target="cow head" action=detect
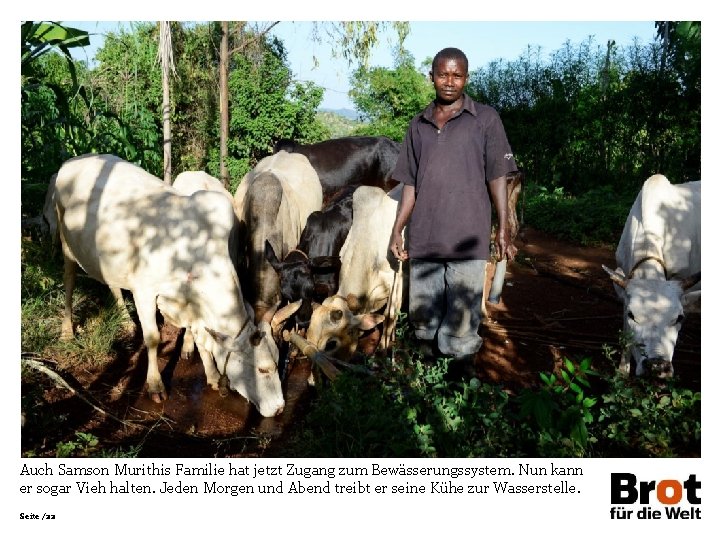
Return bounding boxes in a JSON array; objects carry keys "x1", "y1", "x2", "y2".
[
  {"x1": 309, "y1": 255, "x2": 342, "y2": 298},
  {"x1": 203, "y1": 301, "x2": 300, "y2": 417},
  {"x1": 603, "y1": 265, "x2": 701, "y2": 378},
  {"x1": 305, "y1": 295, "x2": 384, "y2": 360},
  {"x1": 265, "y1": 240, "x2": 315, "y2": 328}
]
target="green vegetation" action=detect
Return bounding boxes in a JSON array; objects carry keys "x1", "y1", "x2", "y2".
[
  {"x1": 349, "y1": 50, "x2": 434, "y2": 140},
  {"x1": 282, "y1": 320, "x2": 700, "y2": 458},
  {"x1": 317, "y1": 111, "x2": 362, "y2": 138},
  {"x1": 20, "y1": 21, "x2": 701, "y2": 458},
  {"x1": 521, "y1": 182, "x2": 634, "y2": 245}
]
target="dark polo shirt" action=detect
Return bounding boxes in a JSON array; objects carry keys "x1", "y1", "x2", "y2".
[{"x1": 393, "y1": 94, "x2": 517, "y2": 259}]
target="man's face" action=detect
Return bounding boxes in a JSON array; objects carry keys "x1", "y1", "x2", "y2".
[{"x1": 430, "y1": 57, "x2": 468, "y2": 104}]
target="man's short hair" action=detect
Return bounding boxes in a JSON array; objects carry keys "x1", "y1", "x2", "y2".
[{"x1": 432, "y1": 47, "x2": 469, "y2": 73}]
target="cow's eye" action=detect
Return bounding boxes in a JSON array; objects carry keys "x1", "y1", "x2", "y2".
[
  {"x1": 674, "y1": 314, "x2": 685, "y2": 325},
  {"x1": 324, "y1": 340, "x2": 338, "y2": 352},
  {"x1": 627, "y1": 310, "x2": 635, "y2": 321}
]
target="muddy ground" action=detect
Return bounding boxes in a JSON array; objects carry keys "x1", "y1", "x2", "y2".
[{"x1": 21, "y1": 227, "x2": 701, "y2": 457}]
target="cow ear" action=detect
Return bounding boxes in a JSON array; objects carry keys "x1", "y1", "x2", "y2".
[
  {"x1": 205, "y1": 327, "x2": 240, "y2": 351},
  {"x1": 354, "y1": 313, "x2": 384, "y2": 331},
  {"x1": 264, "y1": 240, "x2": 282, "y2": 272},
  {"x1": 602, "y1": 264, "x2": 627, "y2": 289}
]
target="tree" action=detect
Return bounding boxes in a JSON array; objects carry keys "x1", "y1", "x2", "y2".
[
  {"x1": 158, "y1": 21, "x2": 175, "y2": 183},
  {"x1": 349, "y1": 50, "x2": 433, "y2": 140}
]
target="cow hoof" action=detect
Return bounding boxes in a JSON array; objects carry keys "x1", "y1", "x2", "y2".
[
  {"x1": 149, "y1": 391, "x2": 167, "y2": 403},
  {"x1": 147, "y1": 382, "x2": 168, "y2": 402}
]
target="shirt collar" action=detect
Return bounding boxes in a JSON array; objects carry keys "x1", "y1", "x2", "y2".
[{"x1": 421, "y1": 94, "x2": 477, "y2": 124}]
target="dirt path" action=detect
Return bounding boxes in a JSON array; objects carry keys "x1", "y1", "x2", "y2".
[
  {"x1": 478, "y1": 228, "x2": 699, "y2": 390},
  {"x1": 22, "y1": 227, "x2": 701, "y2": 457}
]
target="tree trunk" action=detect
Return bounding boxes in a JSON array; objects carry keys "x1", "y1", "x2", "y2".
[
  {"x1": 220, "y1": 22, "x2": 229, "y2": 189},
  {"x1": 159, "y1": 21, "x2": 174, "y2": 185}
]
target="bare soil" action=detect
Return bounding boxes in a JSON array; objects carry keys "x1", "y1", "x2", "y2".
[{"x1": 21, "y1": 227, "x2": 700, "y2": 457}]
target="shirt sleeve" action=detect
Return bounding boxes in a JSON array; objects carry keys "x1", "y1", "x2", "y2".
[
  {"x1": 392, "y1": 121, "x2": 419, "y2": 187},
  {"x1": 484, "y1": 109, "x2": 517, "y2": 182}
]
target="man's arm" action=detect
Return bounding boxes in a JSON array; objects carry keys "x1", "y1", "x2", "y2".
[
  {"x1": 389, "y1": 184, "x2": 416, "y2": 261},
  {"x1": 488, "y1": 175, "x2": 511, "y2": 261}
]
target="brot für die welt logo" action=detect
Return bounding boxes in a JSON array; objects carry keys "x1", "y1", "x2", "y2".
[{"x1": 610, "y1": 473, "x2": 701, "y2": 520}]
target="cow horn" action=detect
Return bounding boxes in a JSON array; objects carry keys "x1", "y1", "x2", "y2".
[
  {"x1": 270, "y1": 299, "x2": 303, "y2": 334},
  {"x1": 681, "y1": 271, "x2": 701, "y2": 290},
  {"x1": 261, "y1": 300, "x2": 282, "y2": 324},
  {"x1": 602, "y1": 264, "x2": 627, "y2": 289}
]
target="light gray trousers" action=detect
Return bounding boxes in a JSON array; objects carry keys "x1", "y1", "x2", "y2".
[{"x1": 409, "y1": 258, "x2": 486, "y2": 357}]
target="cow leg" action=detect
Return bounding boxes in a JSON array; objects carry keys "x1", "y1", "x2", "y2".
[
  {"x1": 180, "y1": 328, "x2": 196, "y2": 359},
  {"x1": 381, "y1": 267, "x2": 404, "y2": 350},
  {"x1": 134, "y1": 293, "x2": 166, "y2": 402},
  {"x1": 196, "y1": 345, "x2": 221, "y2": 391},
  {"x1": 110, "y1": 287, "x2": 135, "y2": 332},
  {"x1": 61, "y1": 256, "x2": 77, "y2": 340}
]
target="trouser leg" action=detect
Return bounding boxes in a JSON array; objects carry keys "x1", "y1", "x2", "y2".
[
  {"x1": 436, "y1": 259, "x2": 486, "y2": 357},
  {"x1": 409, "y1": 259, "x2": 445, "y2": 342}
]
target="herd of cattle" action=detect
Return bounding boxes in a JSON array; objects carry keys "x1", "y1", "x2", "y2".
[{"x1": 40, "y1": 135, "x2": 701, "y2": 417}]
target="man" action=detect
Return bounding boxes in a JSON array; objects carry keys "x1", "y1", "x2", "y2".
[{"x1": 389, "y1": 47, "x2": 517, "y2": 375}]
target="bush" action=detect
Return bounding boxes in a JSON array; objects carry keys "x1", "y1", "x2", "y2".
[{"x1": 522, "y1": 182, "x2": 633, "y2": 246}]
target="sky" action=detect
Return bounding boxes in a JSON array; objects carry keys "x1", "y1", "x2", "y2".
[{"x1": 64, "y1": 20, "x2": 658, "y2": 111}]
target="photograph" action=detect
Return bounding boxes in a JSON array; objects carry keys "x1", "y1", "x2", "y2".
[{"x1": 10, "y1": 5, "x2": 711, "y2": 537}]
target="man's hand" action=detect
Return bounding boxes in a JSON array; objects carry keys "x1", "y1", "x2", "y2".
[
  {"x1": 390, "y1": 230, "x2": 408, "y2": 261},
  {"x1": 494, "y1": 226, "x2": 510, "y2": 261}
]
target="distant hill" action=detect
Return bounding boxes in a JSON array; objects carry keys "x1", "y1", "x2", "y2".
[
  {"x1": 316, "y1": 110, "x2": 364, "y2": 138},
  {"x1": 320, "y1": 107, "x2": 360, "y2": 121}
]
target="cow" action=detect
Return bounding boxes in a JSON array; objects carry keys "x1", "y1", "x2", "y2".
[
  {"x1": 483, "y1": 169, "x2": 525, "y2": 316},
  {"x1": 173, "y1": 170, "x2": 231, "y2": 200},
  {"x1": 602, "y1": 174, "x2": 700, "y2": 378},
  {"x1": 305, "y1": 185, "x2": 404, "y2": 360},
  {"x1": 264, "y1": 185, "x2": 359, "y2": 328},
  {"x1": 273, "y1": 136, "x2": 400, "y2": 204},
  {"x1": 234, "y1": 150, "x2": 323, "y2": 323},
  {"x1": 171, "y1": 170, "x2": 240, "y2": 359},
  {"x1": 51, "y1": 153, "x2": 296, "y2": 417}
]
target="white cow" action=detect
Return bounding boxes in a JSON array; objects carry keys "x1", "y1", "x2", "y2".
[
  {"x1": 171, "y1": 170, "x2": 240, "y2": 359},
  {"x1": 52, "y1": 154, "x2": 294, "y2": 416},
  {"x1": 234, "y1": 151, "x2": 322, "y2": 322},
  {"x1": 173, "y1": 170, "x2": 231, "y2": 200},
  {"x1": 603, "y1": 174, "x2": 700, "y2": 378},
  {"x1": 305, "y1": 185, "x2": 404, "y2": 360}
]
